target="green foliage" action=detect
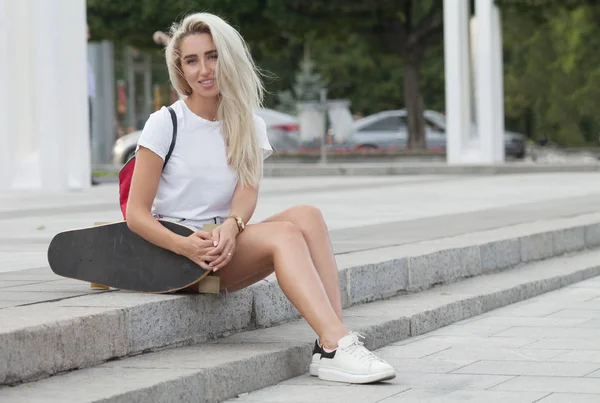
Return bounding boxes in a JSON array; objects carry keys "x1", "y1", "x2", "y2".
[
  {"x1": 502, "y1": 3, "x2": 600, "y2": 145},
  {"x1": 87, "y1": 0, "x2": 275, "y2": 49}
]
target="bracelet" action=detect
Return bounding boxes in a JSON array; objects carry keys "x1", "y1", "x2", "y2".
[{"x1": 226, "y1": 215, "x2": 245, "y2": 233}]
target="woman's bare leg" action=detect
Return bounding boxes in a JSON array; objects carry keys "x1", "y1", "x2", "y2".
[
  {"x1": 263, "y1": 205, "x2": 342, "y2": 320},
  {"x1": 220, "y1": 267, "x2": 272, "y2": 293},
  {"x1": 217, "y1": 221, "x2": 348, "y2": 349}
]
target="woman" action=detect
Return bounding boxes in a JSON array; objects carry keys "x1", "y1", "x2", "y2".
[{"x1": 127, "y1": 12, "x2": 396, "y2": 384}]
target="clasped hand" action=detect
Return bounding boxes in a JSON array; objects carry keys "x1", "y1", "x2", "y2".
[{"x1": 183, "y1": 220, "x2": 238, "y2": 271}]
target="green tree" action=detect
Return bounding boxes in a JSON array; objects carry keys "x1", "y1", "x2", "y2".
[
  {"x1": 275, "y1": 0, "x2": 444, "y2": 150},
  {"x1": 501, "y1": 2, "x2": 600, "y2": 145}
]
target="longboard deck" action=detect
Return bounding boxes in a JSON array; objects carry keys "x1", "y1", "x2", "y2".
[{"x1": 47, "y1": 220, "x2": 210, "y2": 293}]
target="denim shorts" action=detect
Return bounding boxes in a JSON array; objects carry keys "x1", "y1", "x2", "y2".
[{"x1": 153, "y1": 214, "x2": 226, "y2": 231}]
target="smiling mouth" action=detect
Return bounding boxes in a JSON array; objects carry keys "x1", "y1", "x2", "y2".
[{"x1": 199, "y1": 79, "x2": 214, "y2": 84}]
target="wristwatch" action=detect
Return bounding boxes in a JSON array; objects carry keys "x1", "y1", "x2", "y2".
[{"x1": 227, "y1": 215, "x2": 245, "y2": 233}]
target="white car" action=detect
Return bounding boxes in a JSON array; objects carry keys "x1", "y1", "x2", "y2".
[
  {"x1": 112, "y1": 108, "x2": 299, "y2": 165},
  {"x1": 350, "y1": 109, "x2": 526, "y2": 158}
]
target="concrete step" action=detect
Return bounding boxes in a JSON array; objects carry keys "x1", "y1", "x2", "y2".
[
  {"x1": 1, "y1": 248, "x2": 599, "y2": 402},
  {"x1": 1, "y1": 214, "x2": 600, "y2": 386}
]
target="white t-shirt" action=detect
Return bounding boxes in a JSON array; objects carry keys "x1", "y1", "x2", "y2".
[{"x1": 137, "y1": 100, "x2": 272, "y2": 221}]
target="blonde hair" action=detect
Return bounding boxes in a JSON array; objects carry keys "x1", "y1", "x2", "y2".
[{"x1": 165, "y1": 13, "x2": 264, "y2": 187}]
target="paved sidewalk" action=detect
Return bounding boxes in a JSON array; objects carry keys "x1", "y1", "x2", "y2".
[{"x1": 228, "y1": 277, "x2": 600, "y2": 403}]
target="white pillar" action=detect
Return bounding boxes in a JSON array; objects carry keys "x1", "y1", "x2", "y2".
[
  {"x1": 475, "y1": 0, "x2": 505, "y2": 163},
  {"x1": 0, "y1": 0, "x2": 11, "y2": 189},
  {"x1": 491, "y1": 5, "x2": 505, "y2": 162},
  {"x1": 0, "y1": 0, "x2": 89, "y2": 191},
  {"x1": 443, "y1": 0, "x2": 476, "y2": 164}
]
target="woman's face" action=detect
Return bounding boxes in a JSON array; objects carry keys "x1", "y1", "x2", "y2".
[{"x1": 180, "y1": 33, "x2": 219, "y2": 98}]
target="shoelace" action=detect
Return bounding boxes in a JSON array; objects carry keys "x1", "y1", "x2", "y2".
[{"x1": 344, "y1": 332, "x2": 384, "y2": 363}]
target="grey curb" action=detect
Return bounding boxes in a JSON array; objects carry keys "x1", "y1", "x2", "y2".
[
  {"x1": 263, "y1": 163, "x2": 600, "y2": 177},
  {"x1": 2, "y1": 220, "x2": 600, "y2": 386}
]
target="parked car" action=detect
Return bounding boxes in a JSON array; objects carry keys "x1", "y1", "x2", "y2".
[
  {"x1": 111, "y1": 108, "x2": 300, "y2": 165},
  {"x1": 350, "y1": 109, "x2": 526, "y2": 158}
]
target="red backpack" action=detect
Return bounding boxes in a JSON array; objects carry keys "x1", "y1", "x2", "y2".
[{"x1": 118, "y1": 106, "x2": 178, "y2": 219}]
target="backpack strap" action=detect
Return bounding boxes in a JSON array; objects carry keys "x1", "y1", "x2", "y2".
[{"x1": 163, "y1": 106, "x2": 178, "y2": 169}]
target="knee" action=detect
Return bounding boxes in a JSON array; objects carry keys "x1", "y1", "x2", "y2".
[
  {"x1": 274, "y1": 221, "x2": 304, "y2": 242},
  {"x1": 265, "y1": 221, "x2": 305, "y2": 252},
  {"x1": 289, "y1": 205, "x2": 326, "y2": 228}
]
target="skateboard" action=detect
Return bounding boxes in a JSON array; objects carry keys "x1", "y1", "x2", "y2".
[{"x1": 47, "y1": 220, "x2": 219, "y2": 294}]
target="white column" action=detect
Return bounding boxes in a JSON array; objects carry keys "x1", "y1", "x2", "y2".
[
  {"x1": 491, "y1": 5, "x2": 505, "y2": 162},
  {"x1": 443, "y1": 0, "x2": 476, "y2": 164},
  {"x1": 0, "y1": 0, "x2": 89, "y2": 191},
  {"x1": 475, "y1": 0, "x2": 505, "y2": 163},
  {"x1": 0, "y1": 0, "x2": 11, "y2": 189}
]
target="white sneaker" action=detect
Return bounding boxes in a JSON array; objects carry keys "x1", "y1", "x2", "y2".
[
  {"x1": 318, "y1": 333, "x2": 396, "y2": 384},
  {"x1": 309, "y1": 340, "x2": 323, "y2": 377}
]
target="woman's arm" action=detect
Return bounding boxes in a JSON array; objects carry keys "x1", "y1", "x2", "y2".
[
  {"x1": 207, "y1": 182, "x2": 259, "y2": 270},
  {"x1": 126, "y1": 147, "x2": 213, "y2": 268},
  {"x1": 229, "y1": 182, "x2": 259, "y2": 227}
]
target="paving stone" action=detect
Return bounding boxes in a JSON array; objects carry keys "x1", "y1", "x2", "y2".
[
  {"x1": 493, "y1": 326, "x2": 600, "y2": 339},
  {"x1": 485, "y1": 302, "x2": 572, "y2": 318},
  {"x1": 462, "y1": 316, "x2": 589, "y2": 328},
  {"x1": 547, "y1": 309, "x2": 600, "y2": 319},
  {"x1": 492, "y1": 375, "x2": 600, "y2": 394},
  {"x1": 537, "y1": 393, "x2": 600, "y2": 403},
  {"x1": 452, "y1": 360, "x2": 600, "y2": 377},
  {"x1": 0, "y1": 268, "x2": 59, "y2": 280},
  {"x1": 379, "y1": 389, "x2": 548, "y2": 403},
  {"x1": 585, "y1": 369, "x2": 600, "y2": 377},
  {"x1": 527, "y1": 338, "x2": 600, "y2": 351},
  {"x1": 428, "y1": 347, "x2": 567, "y2": 362},
  {"x1": 3, "y1": 282, "x2": 95, "y2": 292},
  {"x1": 425, "y1": 323, "x2": 513, "y2": 337},
  {"x1": 574, "y1": 319, "x2": 600, "y2": 328},
  {"x1": 383, "y1": 357, "x2": 476, "y2": 374},
  {"x1": 233, "y1": 383, "x2": 410, "y2": 403},
  {"x1": 385, "y1": 373, "x2": 513, "y2": 390},
  {"x1": 0, "y1": 280, "x2": 52, "y2": 288},
  {"x1": 392, "y1": 335, "x2": 538, "y2": 349},
  {"x1": 0, "y1": 291, "x2": 87, "y2": 301},
  {"x1": 552, "y1": 351, "x2": 600, "y2": 363},
  {"x1": 378, "y1": 339, "x2": 453, "y2": 359},
  {"x1": 530, "y1": 286, "x2": 600, "y2": 302}
]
